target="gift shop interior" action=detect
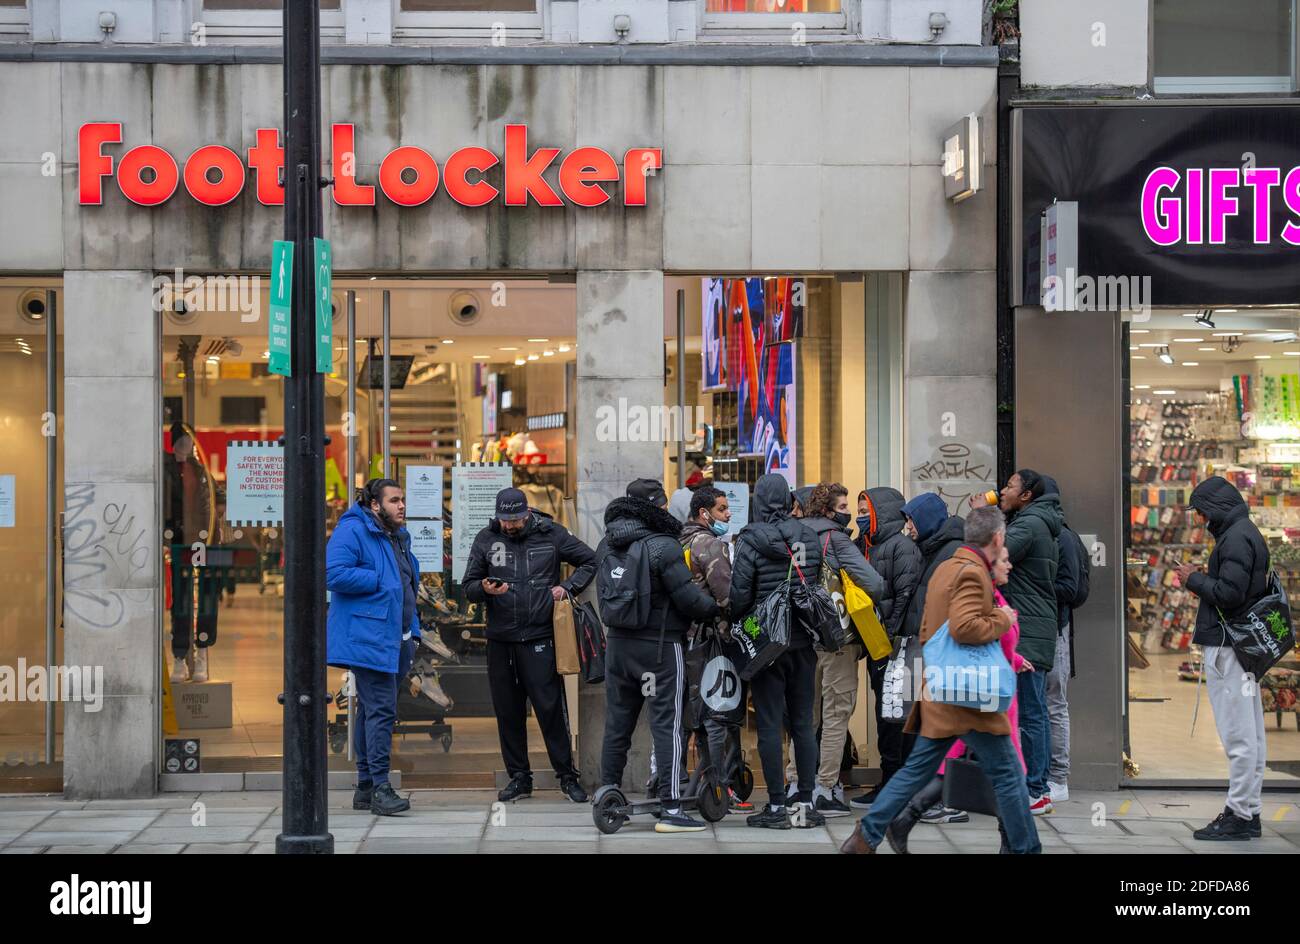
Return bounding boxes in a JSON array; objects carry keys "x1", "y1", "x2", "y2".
[{"x1": 1126, "y1": 306, "x2": 1300, "y2": 783}]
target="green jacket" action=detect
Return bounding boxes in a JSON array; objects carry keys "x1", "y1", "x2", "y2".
[{"x1": 1004, "y1": 492, "x2": 1064, "y2": 670}]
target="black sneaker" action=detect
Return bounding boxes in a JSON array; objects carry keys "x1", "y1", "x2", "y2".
[
  {"x1": 560, "y1": 777, "x2": 588, "y2": 804},
  {"x1": 655, "y1": 810, "x2": 707, "y2": 833},
  {"x1": 815, "y1": 795, "x2": 853, "y2": 818},
  {"x1": 498, "y1": 774, "x2": 533, "y2": 803},
  {"x1": 1193, "y1": 807, "x2": 1253, "y2": 841},
  {"x1": 1250, "y1": 813, "x2": 1262, "y2": 838},
  {"x1": 851, "y1": 785, "x2": 883, "y2": 809},
  {"x1": 793, "y1": 802, "x2": 827, "y2": 828},
  {"x1": 746, "y1": 806, "x2": 793, "y2": 830},
  {"x1": 369, "y1": 783, "x2": 410, "y2": 816},
  {"x1": 352, "y1": 782, "x2": 373, "y2": 811}
]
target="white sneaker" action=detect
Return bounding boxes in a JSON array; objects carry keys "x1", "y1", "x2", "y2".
[
  {"x1": 191, "y1": 647, "x2": 209, "y2": 683},
  {"x1": 170, "y1": 656, "x2": 190, "y2": 683},
  {"x1": 1048, "y1": 781, "x2": 1069, "y2": 803}
]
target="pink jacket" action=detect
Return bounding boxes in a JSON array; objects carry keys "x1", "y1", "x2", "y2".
[{"x1": 941, "y1": 587, "x2": 1027, "y2": 773}]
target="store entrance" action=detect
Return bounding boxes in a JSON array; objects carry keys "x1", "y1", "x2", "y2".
[
  {"x1": 1125, "y1": 308, "x2": 1300, "y2": 784},
  {"x1": 160, "y1": 277, "x2": 578, "y2": 787}
]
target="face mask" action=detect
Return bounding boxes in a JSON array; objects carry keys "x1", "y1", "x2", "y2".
[
  {"x1": 855, "y1": 515, "x2": 872, "y2": 533},
  {"x1": 707, "y1": 515, "x2": 728, "y2": 537},
  {"x1": 831, "y1": 511, "x2": 851, "y2": 529}
]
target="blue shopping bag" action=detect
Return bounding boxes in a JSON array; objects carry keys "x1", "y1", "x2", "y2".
[{"x1": 921, "y1": 621, "x2": 1015, "y2": 714}]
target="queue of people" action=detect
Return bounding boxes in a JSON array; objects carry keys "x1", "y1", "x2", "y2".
[{"x1": 323, "y1": 465, "x2": 1276, "y2": 848}]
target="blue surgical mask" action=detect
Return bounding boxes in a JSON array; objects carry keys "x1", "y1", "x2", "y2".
[
  {"x1": 710, "y1": 519, "x2": 729, "y2": 537},
  {"x1": 856, "y1": 515, "x2": 872, "y2": 532}
]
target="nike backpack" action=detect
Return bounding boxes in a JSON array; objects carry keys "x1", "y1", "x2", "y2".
[{"x1": 596, "y1": 538, "x2": 653, "y2": 630}]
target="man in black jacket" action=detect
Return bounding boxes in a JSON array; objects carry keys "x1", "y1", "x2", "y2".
[
  {"x1": 853, "y1": 487, "x2": 923, "y2": 803},
  {"x1": 463, "y1": 488, "x2": 597, "y2": 803},
  {"x1": 729, "y1": 473, "x2": 826, "y2": 830},
  {"x1": 1040, "y1": 474, "x2": 1087, "y2": 804},
  {"x1": 597, "y1": 480, "x2": 720, "y2": 833},
  {"x1": 1177, "y1": 476, "x2": 1270, "y2": 841}
]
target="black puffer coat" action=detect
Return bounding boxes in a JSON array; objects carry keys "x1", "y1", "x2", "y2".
[
  {"x1": 859, "y1": 487, "x2": 923, "y2": 638},
  {"x1": 899, "y1": 514, "x2": 966, "y2": 639},
  {"x1": 1004, "y1": 488, "x2": 1064, "y2": 671},
  {"x1": 463, "y1": 510, "x2": 597, "y2": 643},
  {"x1": 729, "y1": 474, "x2": 824, "y2": 649},
  {"x1": 1187, "y1": 476, "x2": 1270, "y2": 647},
  {"x1": 596, "y1": 497, "x2": 719, "y2": 645}
]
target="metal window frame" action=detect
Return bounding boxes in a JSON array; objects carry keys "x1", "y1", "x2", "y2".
[
  {"x1": 0, "y1": 0, "x2": 29, "y2": 37},
  {"x1": 700, "y1": 0, "x2": 856, "y2": 38},
  {"x1": 392, "y1": 0, "x2": 543, "y2": 40},
  {"x1": 1151, "y1": 0, "x2": 1299, "y2": 95},
  {"x1": 198, "y1": 2, "x2": 346, "y2": 39}
]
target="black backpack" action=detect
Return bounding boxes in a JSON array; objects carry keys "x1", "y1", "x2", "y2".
[
  {"x1": 596, "y1": 537, "x2": 653, "y2": 630},
  {"x1": 1058, "y1": 527, "x2": 1091, "y2": 610}
]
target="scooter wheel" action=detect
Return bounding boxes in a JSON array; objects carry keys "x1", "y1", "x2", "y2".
[
  {"x1": 736, "y1": 764, "x2": 755, "y2": 801},
  {"x1": 592, "y1": 786, "x2": 628, "y2": 835},
  {"x1": 697, "y1": 777, "x2": 727, "y2": 823}
]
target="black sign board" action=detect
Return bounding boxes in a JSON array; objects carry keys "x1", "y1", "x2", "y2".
[{"x1": 1020, "y1": 104, "x2": 1300, "y2": 307}]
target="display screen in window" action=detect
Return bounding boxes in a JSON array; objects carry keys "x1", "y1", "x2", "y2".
[
  {"x1": 1154, "y1": 0, "x2": 1292, "y2": 79},
  {"x1": 205, "y1": 1, "x2": 342, "y2": 9},
  {"x1": 401, "y1": 1, "x2": 536, "y2": 10},
  {"x1": 707, "y1": 1, "x2": 841, "y2": 11}
]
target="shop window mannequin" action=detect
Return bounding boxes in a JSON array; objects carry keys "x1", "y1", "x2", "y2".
[{"x1": 164, "y1": 422, "x2": 220, "y2": 683}]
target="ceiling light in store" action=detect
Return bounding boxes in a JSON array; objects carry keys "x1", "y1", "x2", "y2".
[
  {"x1": 527, "y1": 338, "x2": 549, "y2": 343},
  {"x1": 514, "y1": 358, "x2": 526, "y2": 366},
  {"x1": 441, "y1": 339, "x2": 454, "y2": 344},
  {"x1": 472, "y1": 354, "x2": 490, "y2": 360},
  {"x1": 1218, "y1": 309, "x2": 1238, "y2": 313},
  {"x1": 389, "y1": 425, "x2": 397, "y2": 432},
  {"x1": 542, "y1": 350, "x2": 555, "y2": 357},
  {"x1": 1172, "y1": 337, "x2": 1203, "y2": 342},
  {"x1": 1193, "y1": 310, "x2": 1217, "y2": 329},
  {"x1": 262, "y1": 350, "x2": 270, "y2": 359},
  {"x1": 1284, "y1": 351, "x2": 1300, "y2": 356},
  {"x1": 1246, "y1": 332, "x2": 1291, "y2": 340},
  {"x1": 499, "y1": 346, "x2": 518, "y2": 351},
  {"x1": 207, "y1": 355, "x2": 220, "y2": 363},
  {"x1": 1130, "y1": 329, "x2": 1150, "y2": 335},
  {"x1": 1254, "y1": 355, "x2": 1271, "y2": 359},
  {"x1": 1211, "y1": 332, "x2": 1241, "y2": 337},
  {"x1": 1134, "y1": 385, "x2": 1151, "y2": 389},
  {"x1": 1198, "y1": 347, "x2": 1214, "y2": 351},
  {"x1": 1157, "y1": 346, "x2": 1175, "y2": 365},
  {"x1": 1129, "y1": 346, "x2": 1140, "y2": 351},
  {"x1": 1138, "y1": 343, "x2": 1164, "y2": 348},
  {"x1": 1153, "y1": 389, "x2": 1177, "y2": 395},
  {"x1": 557, "y1": 343, "x2": 571, "y2": 353},
  {"x1": 527, "y1": 353, "x2": 539, "y2": 361},
  {"x1": 1132, "y1": 355, "x2": 1147, "y2": 360},
  {"x1": 1183, "y1": 362, "x2": 1200, "y2": 366}
]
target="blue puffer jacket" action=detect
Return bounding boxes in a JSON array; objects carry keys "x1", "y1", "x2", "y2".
[{"x1": 326, "y1": 502, "x2": 421, "y2": 674}]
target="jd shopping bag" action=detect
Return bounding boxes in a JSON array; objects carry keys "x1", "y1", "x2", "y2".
[
  {"x1": 921, "y1": 620, "x2": 1015, "y2": 714},
  {"x1": 735, "y1": 581, "x2": 793, "y2": 681},
  {"x1": 1218, "y1": 571, "x2": 1296, "y2": 679},
  {"x1": 572, "y1": 598, "x2": 606, "y2": 684},
  {"x1": 687, "y1": 632, "x2": 747, "y2": 726},
  {"x1": 552, "y1": 594, "x2": 581, "y2": 676}
]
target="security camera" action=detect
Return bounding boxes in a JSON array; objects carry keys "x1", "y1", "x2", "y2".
[
  {"x1": 613, "y1": 14, "x2": 631, "y2": 41},
  {"x1": 447, "y1": 291, "x2": 481, "y2": 327},
  {"x1": 18, "y1": 289, "x2": 47, "y2": 324},
  {"x1": 929, "y1": 12, "x2": 949, "y2": 39},
  {"x1": 99, "y1": 12, "x2": 117, "y2": 35}
]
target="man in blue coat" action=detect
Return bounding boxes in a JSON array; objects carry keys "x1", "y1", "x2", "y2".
[{"x1": 327, "y1": 478, "x2": 422, "y2": 816}]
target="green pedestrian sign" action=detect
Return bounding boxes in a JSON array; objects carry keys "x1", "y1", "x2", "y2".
[
  {"x1": 268, "y1": 240, "x2": 293, "y2": 377},
  {"x1": 314, "y1": 238, "x2": 333, "y2": 374}
]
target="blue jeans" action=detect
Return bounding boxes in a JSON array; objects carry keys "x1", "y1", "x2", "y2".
[
  {"x1": 353, "y1": 640, "x2": 414, "y2": 787},
  {"x1": 857, "y1": 731, "x2": 1040, "y2": 854},
  {"x1": 1017, "y1": 669, "x2": 1050, "y2": 798}
]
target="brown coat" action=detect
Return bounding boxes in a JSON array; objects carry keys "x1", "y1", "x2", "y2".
[{"x1": 904, "y1": 546, "x2": 1013, "y2": 740}]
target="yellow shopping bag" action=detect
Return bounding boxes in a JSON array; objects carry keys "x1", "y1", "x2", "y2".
[{"x1": 841, "y1": 569, "x2": 891, "y2": 659}]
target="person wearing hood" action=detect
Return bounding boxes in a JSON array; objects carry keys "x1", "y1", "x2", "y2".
[
  {"x1": 792, "y1": 485, "x2": 814, "y2": 518},
  {"x1": 999, "y1": 468, "x2": 1064, "y2": 815},
  {"x1": 326, "y1": 479, "x2": 423, "y2": 816},
  {"x1": 852, "y1": 487, "x2": 924, "y2": 805},
  {"x1": 897, "y1": 492, "x2": 967, "y2": 640},
  {"x1": 1176, "y1": 475, "x2": 1270, "y2": 841},
  {"x1": 791, "y1": 483, "x2": 885, "y2": 817},
  {"x1": 667, "y1": 486, "x2": 694, "y2": 524},
  {"x1": 463, "y1": 487, "x2": 598, "y2": 804},
  {"x1": 729, "y1": 474, "x2": 826, "y2": 829},
  {"x1": 597, "y1": 479, "x2": 721, "y2": 833}
]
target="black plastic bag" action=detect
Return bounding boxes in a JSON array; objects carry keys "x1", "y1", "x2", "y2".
[
  {"x1": 942, "y1": 756, "x2": 999, "y2": 818},
  {"x1": 735, "y1": 582, "x2": 792, "y2": 681},
  {"x1": 1218, "y1": 571, "x2": 1295, "y2": 679},
  {"x1": 791, "y1": 579, "x2": 845, "y2": 652},
  {"x1": 687, "y1": 632, "x2": 747, "y2": 727},
  {"x1": 573, "y1": 599, "x2": 606, "y2": 684}
]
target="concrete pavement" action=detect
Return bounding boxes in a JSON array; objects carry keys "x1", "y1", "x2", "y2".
[{"x1": 1, "y1": 788, "x2": 1297, "y2": 854}]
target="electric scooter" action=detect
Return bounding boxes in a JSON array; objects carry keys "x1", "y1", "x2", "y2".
[{"x1": 592, "y1": 763, "x2": 728, "y2": 834}]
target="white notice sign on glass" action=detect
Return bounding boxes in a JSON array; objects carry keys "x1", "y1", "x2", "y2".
[{"x1": 404, "y1": 465, "x2": 444, "y2": 520}]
